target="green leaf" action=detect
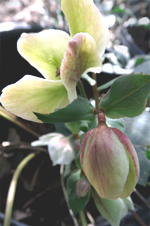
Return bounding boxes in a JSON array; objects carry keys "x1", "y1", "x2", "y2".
[
  {"x1": 134, "y1": 60, "x2": 150, "y2": 75},
  {"x1": 146, "y1": 146, "x2": 150, "y2": 160},
  {"x1": 135, "y1": 58, "x2": 145, "y2": 66},
  {"x1": 106, "y1": 117, "x2": 125, "y2": 133},
  {"x1": 124, "y1": 110, "x2": 150, "y2": 147},
  {"x1": 67, "y1": 170, "x2": 90, "y2": 215},
  {"x1": 34, "y1": 97, "x2": 95, "y2": 123},
  {"x1": 79, "y1": 115, "x2": 98, "y2": 133},
  {"x1": 124, "y1": 110, "x2": 150, "y2": 186},
  {"x1": 111, "y1": 6, "x2": 127, "y2": 14},
  {"x1": 97, "y1": 77, "x2": 117, "y2": 92},
  {"x1": 92, "y1": 189, "x2": 133, "y2": 226},
  {"x1": 65, "y1": 121, "x2": 81, "y2": 134},
  {"x1": 55, "y1": 123, "x2": 71, "y2": 136},
  {"x1": 75, "y1": 152, "x2": 82, "y2": 170},
  {"x1": 139, "y1": 24, "x2": 150, "y2": 31},
  {"x1": 111, "y1": 6, "x2": 132, "y2": 17},
  {"x1": 80, "y1": 121, "x2": 90, "y2": 132},
  {"x1": 100, "y1": 74, "x2": 150, "y2": 119},
  {"x1": 65, "y1": 114, "x2": 97, "y2": 134},
  {"x1": 136, "y1": 146, "x2": 150, "y2": 186}
]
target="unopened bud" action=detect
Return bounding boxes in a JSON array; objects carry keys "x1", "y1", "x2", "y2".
[
  {"x1": 76, "y1": 178, "x2": 91, "y2": 198},
  {"x1": 74, "y1": 139, "x2": 80, "y2": 151},
  {"x1": 80, "y1": 112, "x2": 139, "y2": 200}
]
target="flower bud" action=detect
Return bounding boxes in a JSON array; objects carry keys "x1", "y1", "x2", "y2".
[
  {"x1": 74, "y1": 139, "x2": 80, "y2": 151},
  {"x1": 76, "y1": 178, "x2": 91, "y2": 198},
  {"x1": 80, "y1": 112, "x2": 139, "y2": 200}
]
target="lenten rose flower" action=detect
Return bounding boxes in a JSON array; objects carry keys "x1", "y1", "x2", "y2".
[
  {"x1": 31, "y1": 132, "x2": 74, "y2": 166},
  {"x1": 1, "y1": 0, "x2": 109, "y2": 122}
]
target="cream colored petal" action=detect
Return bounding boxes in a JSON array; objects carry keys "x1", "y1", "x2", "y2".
[
  {"x1": 1, "y1": 75, "x2": 69, "y2": 123},
  {"x1": 60, "y1": 33, "x2": 102, "y2": 102},
  {"x1": 48, "y1": 136, "x2": 74, "y2": 166},
  {"x1": 62, "y1": 0, "x2": 109, "y2": 56},
  {"x1": 31, "y1": 133, "x2": 63, "y2": 146},
  {"x1": 17, "y1": 30, "x2": 71, "y2": 80}
]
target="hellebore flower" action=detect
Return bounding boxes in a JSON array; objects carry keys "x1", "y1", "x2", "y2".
[
  {"x1": 0, "y1": 0, "x2": 109, "y2": 122},
  {"x1": 80, "y1": 112, "x2": 139, "y2": 200},
  {"x1": 32, "y1": 132, "x2": 74, "y2": 166}
]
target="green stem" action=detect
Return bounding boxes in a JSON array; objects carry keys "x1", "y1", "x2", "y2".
[
  {"x1": 134, "y1": 188, "x2": 150, "y2": 209},
  {"x1": 92, "y1": 73, "x2": 100, "y2": 110},
  {"x1": 4, "y1": 153, "x2": 37, "y2": 226},
  {"x1": 79, "y1": 210, "x2": 87, "y2": 226},
  {"x1": 0, "y1": 106, "x2": 40, "y2": 138},
  {"x1": 60, "y1": 165, "x2": 79, "y2": 226},
  {"x1": 129, "y1": 210, "x2": 147, "y2": 226},
  {"x1": 77, "y1": 80, "x2": 88, "y2": 99}
]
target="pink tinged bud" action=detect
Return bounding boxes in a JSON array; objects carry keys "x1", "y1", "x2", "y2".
[
  {"x1": 76, "y1": 178, "x2": 91, "y2": 198},
  {"x1": 80, "y1": 112, "x2": 139, "y2": 200},
  {"x1": 74, "y1": 139, "x2": 80, "y2": 151}
]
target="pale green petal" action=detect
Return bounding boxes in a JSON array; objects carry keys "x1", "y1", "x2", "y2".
[
  {"x1": 60, "y1": 33, "x2": 102, "y2": 102},
  {"x1": 121, "y1": 150, "x2": 137, "y2": 199},
  {"x1": 92, "y1": 190, "x2": 131, "y2": 226},
  {"x1": 17, "y1": 30, "x2": 71, "y2": 80},
  {"x1": 123, "y1": 196, "x2": 134, "y2": 211},
  {"x1": 82, "y1": 74, "x2": 96, "y2": 86},
  {"x1": 1, "y1": 75, "x2": 69, "y2": 123},
  {"x1": 62, "y1": 0, "x2": 109, "y2": 55}
]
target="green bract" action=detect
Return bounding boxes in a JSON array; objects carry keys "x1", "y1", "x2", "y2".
[
  {"x1": 92, "y1": 189, "x2": 134, "y2": 226},
  {"x1": 0, "y1": 0, "x2": 109, "y2": 122}
]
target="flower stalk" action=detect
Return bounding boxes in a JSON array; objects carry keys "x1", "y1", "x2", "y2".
[
  {"x1": 60, "y1": 165, "x2": 79, "y2": 226},
  {"x1": 0, "y1": 106, "x2": 39, "y2": 137},
  {"x1": 4, "y1": 153, "x2": 37, "y2": 226},
  {"x1": 77, "y1": 80, "x2": 88, "y2": 99},
  {"x1": 79, "y1": 210, "x2": 88, "y2": 226},
  {"x1": 92, "y1": 73, "x2": 100, "y2": 110}
]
